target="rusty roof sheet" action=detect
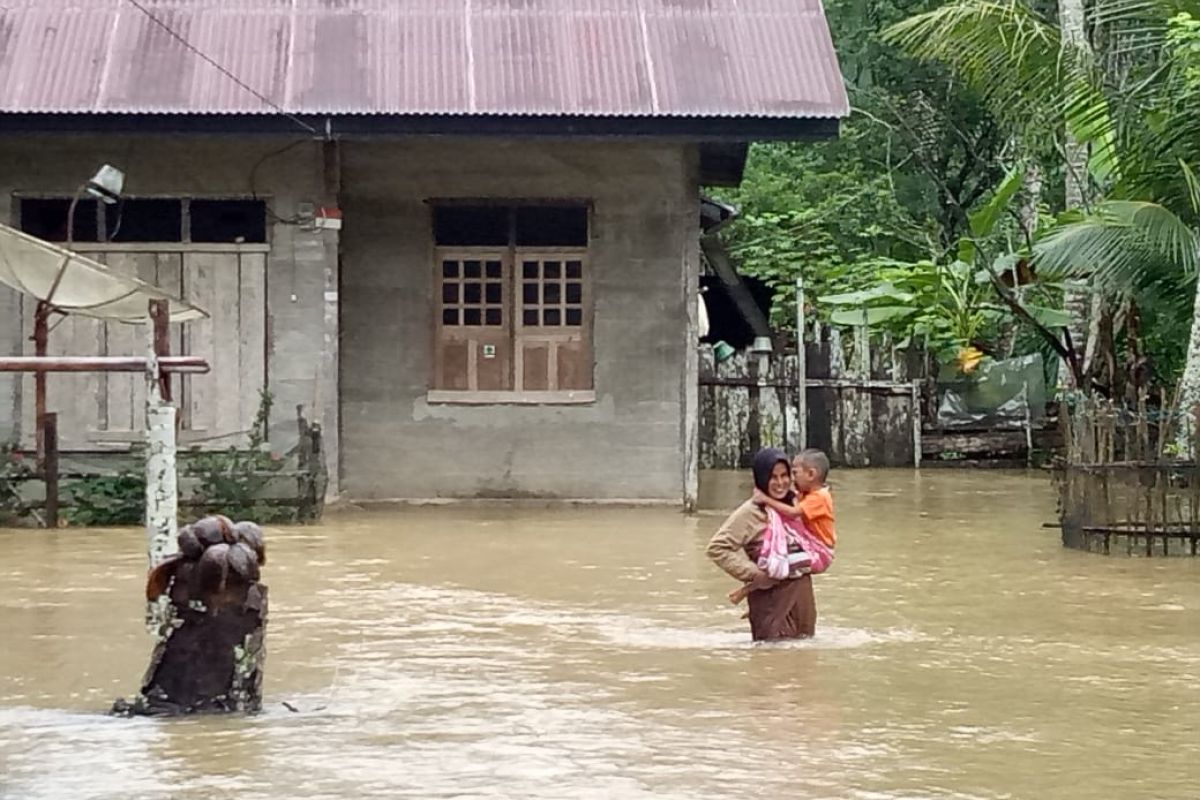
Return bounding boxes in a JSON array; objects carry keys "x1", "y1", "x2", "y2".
[{"x1": 0, "y1": 0, "x2": 848, "y2": 119}]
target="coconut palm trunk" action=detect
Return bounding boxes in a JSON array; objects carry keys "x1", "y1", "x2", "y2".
[
  {"x1": 1174, "y1": 274, "x2": 1200, "y2": 457},
  {"x1": 1060, "y1": 0, "x2": 1092, "y2": 387}
]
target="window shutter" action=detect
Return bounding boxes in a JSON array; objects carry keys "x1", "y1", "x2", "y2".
[
  {"x1": 515, "y1": 253, "x2": 592, "y2": 392},
  {"x1": 434, "y1": 251, "x2": 512, "y2": 391}
]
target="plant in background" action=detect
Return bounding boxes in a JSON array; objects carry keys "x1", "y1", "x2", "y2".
[
  {"x1": 187, "y1": 389, "x2": 287, "y2": 522},
  {"x1": 816, "y1": 257, "x2": 1008, "y2": 365},
  {"x1": 718, "y1": 130, "x2": 938, "y2": 330},
  {"x1": 810, "y1": 169, "x2": 1077, "y2": 378},
  {"x1": 0, "y1": 442, "x2": 32, "y2": 524},
  {"x1": 66, "y1": 471, "x2": 146, "y2": 526}
]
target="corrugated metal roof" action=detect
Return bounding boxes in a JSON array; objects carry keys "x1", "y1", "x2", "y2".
[{"x1": 0, "y1": 0, "x2": 848, "y2": 119}]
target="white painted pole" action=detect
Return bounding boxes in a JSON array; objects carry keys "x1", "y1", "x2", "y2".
[
  {"x1": 796, "y1": 276, "x2": 807, "y2": 450},
  {"x1": 144, "y1": 335, "x2": 178, "y2": 633}
]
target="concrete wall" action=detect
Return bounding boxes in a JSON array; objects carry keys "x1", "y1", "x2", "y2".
[
  {"x1": 0, "y1": 135, "x2": 340, "y2": 488},
  {"x1": 340, "y1": 139, "x2": 699, "y2": 501}
]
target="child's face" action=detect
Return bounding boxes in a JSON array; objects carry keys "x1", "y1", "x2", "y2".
[{"x1": 792, "y1": 460, "x2": 822, "y2": 492}]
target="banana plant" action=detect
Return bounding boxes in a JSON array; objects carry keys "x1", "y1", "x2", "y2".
[{"x1": 817, "y1": 167, "x2": 1074, "y2": 371}]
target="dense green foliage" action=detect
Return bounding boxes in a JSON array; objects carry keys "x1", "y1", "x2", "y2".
[
  {"x1": 66, "y1": 471, "x2": 145, "y2": 526},
  {"x1": 188, "y1": 389, "x2": 288, "y2": 522},
  {"x1": 714, "y1": 0, "x2": 1200, "y2": 397},
  {"x1": 715, "y1": 0, "x2": 1026, "y2": 361}
]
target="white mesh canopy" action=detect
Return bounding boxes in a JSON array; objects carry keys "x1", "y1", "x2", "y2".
[{"x1": 0, "y1": 223, "x2": 207, "y2": 322}]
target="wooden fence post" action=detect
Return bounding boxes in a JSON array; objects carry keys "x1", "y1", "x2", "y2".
[
  {"x1": 43, "y1": 412, "x2": 58, "y2": 528},
  {"x1": 910, "y1": 382, "x2": 922, "y2": 469},
  {"x1": 1023, "y1": 381, "x2": 1034, "y2": 466},
  {"x1": 796, "y1": 276, "x2": 807, "y2": 451}
]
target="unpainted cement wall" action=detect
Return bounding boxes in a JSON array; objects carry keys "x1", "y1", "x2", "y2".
[
  {"x1": 0, "y1": 136, "x2": 340, "y2": 490},
  {"x1": 340, "y1": 139, "x2": 698, "y2": 501}
]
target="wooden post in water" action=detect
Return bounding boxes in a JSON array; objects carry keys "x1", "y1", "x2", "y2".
[
  {"x1": 33, "y1": 301, "x2": 49, "y2": 473},
  {"x1": 911, "y1": 381, "x2": 922, "y2": 468},
  {"x1": 796, "y1": 276, "x2": 807, "y2": 451},
  {"x1": 144, "y1": 300, "x2": 178, "y2": 633},
  {"x1": 1023, "y1": 381, "x2": 1034, "y2": 467},
  {"x1": 857, "y1": 306, "x2": 871, "y2": 376},
  {"x1": 43, "y1": 413, "x2": 58, "y2": 528}
]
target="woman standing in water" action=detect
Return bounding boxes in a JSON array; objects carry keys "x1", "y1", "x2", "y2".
[{"x1": 707, "y1": 448, "x2": 817, "y2": 641}]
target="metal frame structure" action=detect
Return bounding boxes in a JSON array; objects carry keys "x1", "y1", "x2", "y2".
[{"x1": 0, "y1": 300, "x2": 209, "y2": 530}]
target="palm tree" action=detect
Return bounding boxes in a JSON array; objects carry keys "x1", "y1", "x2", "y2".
[
  {"x1": 884, "y1": 0, "x2": 1105, "y2": 381},
  {"x1": 887, "y1": 0, "x2": 1200, "y2": 455}
]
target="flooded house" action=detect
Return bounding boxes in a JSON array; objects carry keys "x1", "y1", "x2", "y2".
[{"x1": 0, "y1": 0, "x2": 848, "y2": 506}]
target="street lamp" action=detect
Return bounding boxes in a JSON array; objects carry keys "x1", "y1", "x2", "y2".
[
  {"x1": 65, "y1": 164, "x2": 125, "y2": 249},
  {"x1": 37, "y1": 165, "x2": 125, "y2": 469}
]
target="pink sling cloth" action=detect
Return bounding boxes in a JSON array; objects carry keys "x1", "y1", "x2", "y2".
[{"x1": 760, "y1": 508, "x2": 835, "y2": 580}]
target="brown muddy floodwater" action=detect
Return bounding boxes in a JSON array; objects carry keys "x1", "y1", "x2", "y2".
[{"x1": 1, "y1": 470, "x2": 1198, "y2": 799}]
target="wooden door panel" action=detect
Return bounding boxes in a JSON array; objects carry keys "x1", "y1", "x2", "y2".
[
  {"x1": 556, "y1": 339, "x2": 591, "y2": 391},
  {"x1": 519, "y1": 342, "x2": 550, "y2": 391},
  {"x1": 181, "y1": 251, "x2": 266, "y2": 446},
  {"x1": 438, "y1": 340, "x2": 471, "y2": 391},
  {"x1": 19, "y1": 248, "x2": 267, "y2": 450}
]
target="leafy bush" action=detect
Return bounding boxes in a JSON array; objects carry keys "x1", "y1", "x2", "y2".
[
  {"x1": 66, "y1": 471, "x2": 145, "y2": 526},
  {"x1": 187, "y1": 389, "x2": 287, "y2": 522},
  {"x1": 0, "y1": 443, "x2": 31, "y2": 524}
]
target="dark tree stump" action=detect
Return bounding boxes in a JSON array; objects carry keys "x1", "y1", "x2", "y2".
[{"x1": 113, "y1": 518, "x2": 268, "y2": 717}]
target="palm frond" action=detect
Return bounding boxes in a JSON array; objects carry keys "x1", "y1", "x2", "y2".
[
  {"x1": 1092, "y1": 0, "x2": 1200, "y2": 29},
  {"x1": 883, "y1": 1, "x2": 1062, "y2": 138},
  {"x1": 883, "y1": 0, "x2": 1120, "y2": 170},
  {"x1": 1035, "y1": 201, "x2": 1199, "y2": 292}
]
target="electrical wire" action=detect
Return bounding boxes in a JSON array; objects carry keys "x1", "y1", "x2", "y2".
[
  {"x1": 122, "y1": 1, "x2": 322, "y2": 227},
  {"x1": 123, "y1": 0, "x2": 318, "y2": 137}
]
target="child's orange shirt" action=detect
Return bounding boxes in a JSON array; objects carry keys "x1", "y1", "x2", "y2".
[{"x1": 798, "y1": 486, "x2": 836, "y2": 547}]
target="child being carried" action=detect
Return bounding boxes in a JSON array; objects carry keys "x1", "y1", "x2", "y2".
[{"x1": 729, "y1": 449, "x2": 837, "y2": 605}]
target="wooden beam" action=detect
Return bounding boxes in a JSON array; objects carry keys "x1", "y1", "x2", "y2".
[
  {"x1": 700, "y1": 376, "x2": 916, "y2": 394},
  {"x1": 0, "y1": 356, "x2": 209, "y2": 373},
  {"x1": 150, "y1": 299, "x2": 171, "y2": 402},
  {"x1": 71, "y1": 243, "x2": 271, "y2": 254}
]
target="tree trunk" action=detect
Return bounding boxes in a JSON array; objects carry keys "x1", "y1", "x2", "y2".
[
  {"x1": 1019, "y1": 162, "x2": 1042, "y2": 244},
  {"x1": 1173, "y1": 277, "x2": 1200, "y2": 458},
  {"x1": 1082, "y1": 293, "x2": 1106, "y2": 379},
  {"x1": 113, "y1": 518, "x2": 268, "y2": 717},
  {"x1": 113, "y1": 584, "x2": 267, "y2": 717},
  {"x1": 1060, "y1": 0, "x2": 1092, "y2": 388},
  {"x1": 997, "y1": 161, "x2": 1043, "y2": 359}
]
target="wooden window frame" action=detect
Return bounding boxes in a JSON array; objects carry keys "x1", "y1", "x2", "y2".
[
  {"x1": 428, "y1": 203, "x2": 595, "y2": 404},
  {"x1": 11, "y1": 193, "x2": 271, "y2": 246}
]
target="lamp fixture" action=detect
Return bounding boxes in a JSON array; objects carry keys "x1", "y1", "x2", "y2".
[{"x1": 85, "y1": 165, "x2": 125, "y2": 205}]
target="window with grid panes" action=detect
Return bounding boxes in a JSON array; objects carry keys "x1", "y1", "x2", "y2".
[{"x1": 432, "y1": 204, "x2": 592, "y2": 395}]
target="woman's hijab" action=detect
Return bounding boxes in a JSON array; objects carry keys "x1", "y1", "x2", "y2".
[{"x1": 751, "y1": 447, "x2": 791, "y2": 494}]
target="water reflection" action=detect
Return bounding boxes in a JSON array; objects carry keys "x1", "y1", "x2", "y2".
[{"x1": 1, "y1": 469, "x2": 1198, "y2": 799}]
